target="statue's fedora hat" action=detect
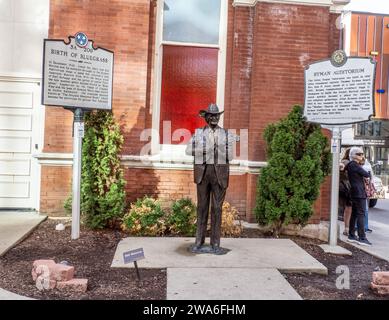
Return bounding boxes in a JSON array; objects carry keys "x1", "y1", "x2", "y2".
[{"x1": 199, "y1": 103, "x2": 224, "y2": 118}]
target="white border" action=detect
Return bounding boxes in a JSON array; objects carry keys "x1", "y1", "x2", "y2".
[{"x1": 151, "y1": 0, "x2": 229, "y2": 157}]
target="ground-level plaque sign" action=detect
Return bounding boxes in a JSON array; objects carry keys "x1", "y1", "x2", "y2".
[
  {"x1": 42, "y1": 32, "x2": 113, "y2": 110},
  {"x1": 123, "y1": 248, "x2": 145, "y2": 281},
  {"x1": 304, "y1": 52, "x2": 376, "y2": 125}
]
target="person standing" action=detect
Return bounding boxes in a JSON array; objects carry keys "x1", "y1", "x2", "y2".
[
  {"x1": 346, "y1": 147, "x2": 372, "y2": 246},
  {"x1": 339, "y1": 148, "x2": 352, "y2": 236}
]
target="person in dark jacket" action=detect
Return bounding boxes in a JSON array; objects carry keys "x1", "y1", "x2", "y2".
[{"x1": 346, "y1": 147, "x2": 372, "y2": 246}]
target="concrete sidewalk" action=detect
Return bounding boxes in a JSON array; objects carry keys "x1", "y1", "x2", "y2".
[
  {"x1": 112, "y1": 237, "x2": 327, "y2": 274},
  {"x1": 167, "y1": 268, "x2": 302, "y2": 300},
  {"x1": 0, "y1": 211, "x2": 47, "y2": 257},
  {"x1": 0, "y1": 211, "x2": 46, "y2": 300},
  {"x1": 338, "y1": 199, "x2": 389, "y2": 262},
  {"x1": 112, "y1": 237, "x2": 328, "y2": 300},
  {"x1": 0, "y1": 288, "x2": 32, "y2": 300},
  {"x1": 339, "y1": 218, "x2": 389, "y2": 262}
]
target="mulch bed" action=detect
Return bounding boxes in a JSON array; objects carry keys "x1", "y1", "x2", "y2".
[
  {"x1": 0, "y1": 220, "x2": 388, "y2": 300},
  {"x1": 285, "y1": 236, "x2": 389, "y2": 300},
  {"x1": 0, "y1": 219, "x2": 165, "y2": 300},
  {"x1": 242, "y1": 228, "x2": 389, "y2": 300}
]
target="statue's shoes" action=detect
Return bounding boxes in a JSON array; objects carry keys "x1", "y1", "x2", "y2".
[{"x1": 211, "y1": 245, "x2": 230, "y2": 255}]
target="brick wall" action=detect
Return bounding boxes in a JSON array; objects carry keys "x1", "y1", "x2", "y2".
[
  {"x1": 41, "y1": 0, "x2": 339, "y2": 223},
  {"x1": 40, "y1": 166, "x2": 72, "y2": 215},
  {"x1": 248, "y1": 2, "x2": 340, "y2": 162},
  {"x1": 44, "y1": 0, "x2": 152, "y2": 155},
  {"x1": 41, "y1": 165, "x2": 248, "y2": 218},
  {"x1": 124, "y1": 168, "x2": 248, "y2": 216},
  {"x1": 239, "y1": 3, "x2": 339, "y2": 222}
]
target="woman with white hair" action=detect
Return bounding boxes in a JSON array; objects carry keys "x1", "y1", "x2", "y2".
[{"x1": 346, "y1": 146, "x2": 372, "y2": 246}]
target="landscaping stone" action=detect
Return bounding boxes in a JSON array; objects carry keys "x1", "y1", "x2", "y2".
[
  {"x1": 32, "y1": 260, "x2": 74, "y2": 282},
  {"x1": 35, "y1": 279, "x2": 57, "y2": 291},
  {"x1": 372, "y1": 271, "x2": 389, "y2": 286},
  {"x1": 57, "y1": 279, "x2": 88, "y2": 293},
  {"x1": 370, "y1": 282, "x2": 389, "y2": 296},
  {"x1": 31, "y1": 260, "x2": 56, "y2": 281},
  {"x1": 50, "y1": 264, "x2": 74, "y2": 282}
]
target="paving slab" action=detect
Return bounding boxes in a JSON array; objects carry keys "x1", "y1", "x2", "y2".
[
  {"x1": 339, "y1": 220, "x2": 389, "y2": 262},
  {"x1": 167, "y1": 268, "x2": 302, "y2": 300},
  {"x1": 111, "y1": 237, "x2": 327, "y2": 274},
  {"x1": 0, "y1": 211, "x2": 47, "y2": 256},
  {"x1": 319, "y1": 244, "x2": 352, "y2": 256},
  {"x1": 0, "y1": 288, "x2": 33, "y2": 300}
]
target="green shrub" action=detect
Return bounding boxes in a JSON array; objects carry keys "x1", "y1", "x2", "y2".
[
  {"x1": 64, "y1": 110, "x2": 126, "y2": 229},
  {"x1": 255, "y1": 105, "x2": 331, "y2": 236},
  {"x1": 63, "y1": 195, "x2": 72, "y2": 215},
  {"x1": 167, "y1": 198, "x2": 197, "y2": 236},
  {"x1": 121, "y1": 196, "x2": 167, "y2": 236}
]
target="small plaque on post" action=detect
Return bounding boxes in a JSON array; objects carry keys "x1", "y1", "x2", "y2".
[
  {"x1": 123, "y1": 248, "x2": 145, "y2": 264},
  {"x1": 123, "y1": 248, "x2": 145, "y2": 281}
]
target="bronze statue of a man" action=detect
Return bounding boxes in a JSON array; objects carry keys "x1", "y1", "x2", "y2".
[{"x1": 186, "y1": 103, "x2": 237, "y2": 255}]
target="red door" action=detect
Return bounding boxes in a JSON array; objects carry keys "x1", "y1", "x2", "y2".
[{"x1": 159, "y1": 45, "x2": 218, "y2": 144}]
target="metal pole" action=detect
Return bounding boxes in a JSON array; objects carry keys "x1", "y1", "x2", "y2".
[
  {"x1": 71, "y1": 108, "x2": 84, "y2": 240},
  {"x1": 134, "y1": 261, "x2": 141, "y2": 281},
  {"x1": 329, "y1": 126, "x2": 341, "y2": 246}
]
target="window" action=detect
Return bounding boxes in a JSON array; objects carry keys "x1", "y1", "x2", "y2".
[
  {"x1": 163, "y1": 0, "x2": 221, "y2": 44},
  {"x1": 152, "y1": 0, "x2": 227, "y2": 149}
]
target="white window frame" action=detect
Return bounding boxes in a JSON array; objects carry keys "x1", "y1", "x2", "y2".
[{"x1": 151, "y1": 0, "x2": 228, "y2": 157}]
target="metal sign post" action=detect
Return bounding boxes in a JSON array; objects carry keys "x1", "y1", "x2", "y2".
[
  {"x1": 71, "y1": 108, "x2": 85, "y2": 240},
  {"x1": 329, "y1": 126, "x2": 341, "y2": 246}
]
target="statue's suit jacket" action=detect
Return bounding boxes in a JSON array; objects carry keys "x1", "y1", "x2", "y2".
[{"x1": 185, "y1": 126, "x2": 236, "y2": 189}]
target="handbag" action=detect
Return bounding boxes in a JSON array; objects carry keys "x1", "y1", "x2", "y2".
[
  {"x1": 364, "y1": 177, "x2": 376, "y2": 198},
  {"x1": 339, "y1": 180, "x2": 351, "y2": 201}
]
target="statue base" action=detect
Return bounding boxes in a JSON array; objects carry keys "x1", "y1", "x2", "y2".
[{"x1": 189, "y1": 244, "x2": 230, "y2": 255}]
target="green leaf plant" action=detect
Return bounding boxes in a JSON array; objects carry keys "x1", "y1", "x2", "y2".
[
  {"x1": 255, "y1": 105, "x2": 331, "y2": 236},
  {"x1": 65, "y1": 110, "x2": 126, "y2": 229}
]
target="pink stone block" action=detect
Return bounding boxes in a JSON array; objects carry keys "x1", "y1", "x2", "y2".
[
  {"x1": 33, "y1": 259, "x2": 56, "y2": 268},
  {"x1": 57, "y1": 279, "x2": 88, "y2": 293},
  {"x1": 371, "y1": 282, "x2": 389, "y2": 296},
  {"x1": 50, "y1": 264, "x2": 75, "y2": 282},
  {"x1": 32, "y1": 260, "x2": 56, "y2": 281},
  {"x1": 372, "y1": 272, "x2": 389, "y2": 286}
]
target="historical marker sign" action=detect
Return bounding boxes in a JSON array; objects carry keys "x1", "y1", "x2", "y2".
[
  {"x1": 304, "y1": 51, "x2": 376, "y2": 125},
  {"x1": 42, "y1": 32, "x2": 113, "y2": 110}
]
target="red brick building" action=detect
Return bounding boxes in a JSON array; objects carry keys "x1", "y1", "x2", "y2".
[{"x1": 36, "y1": 0, "x2": 350, "y2": 222}]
